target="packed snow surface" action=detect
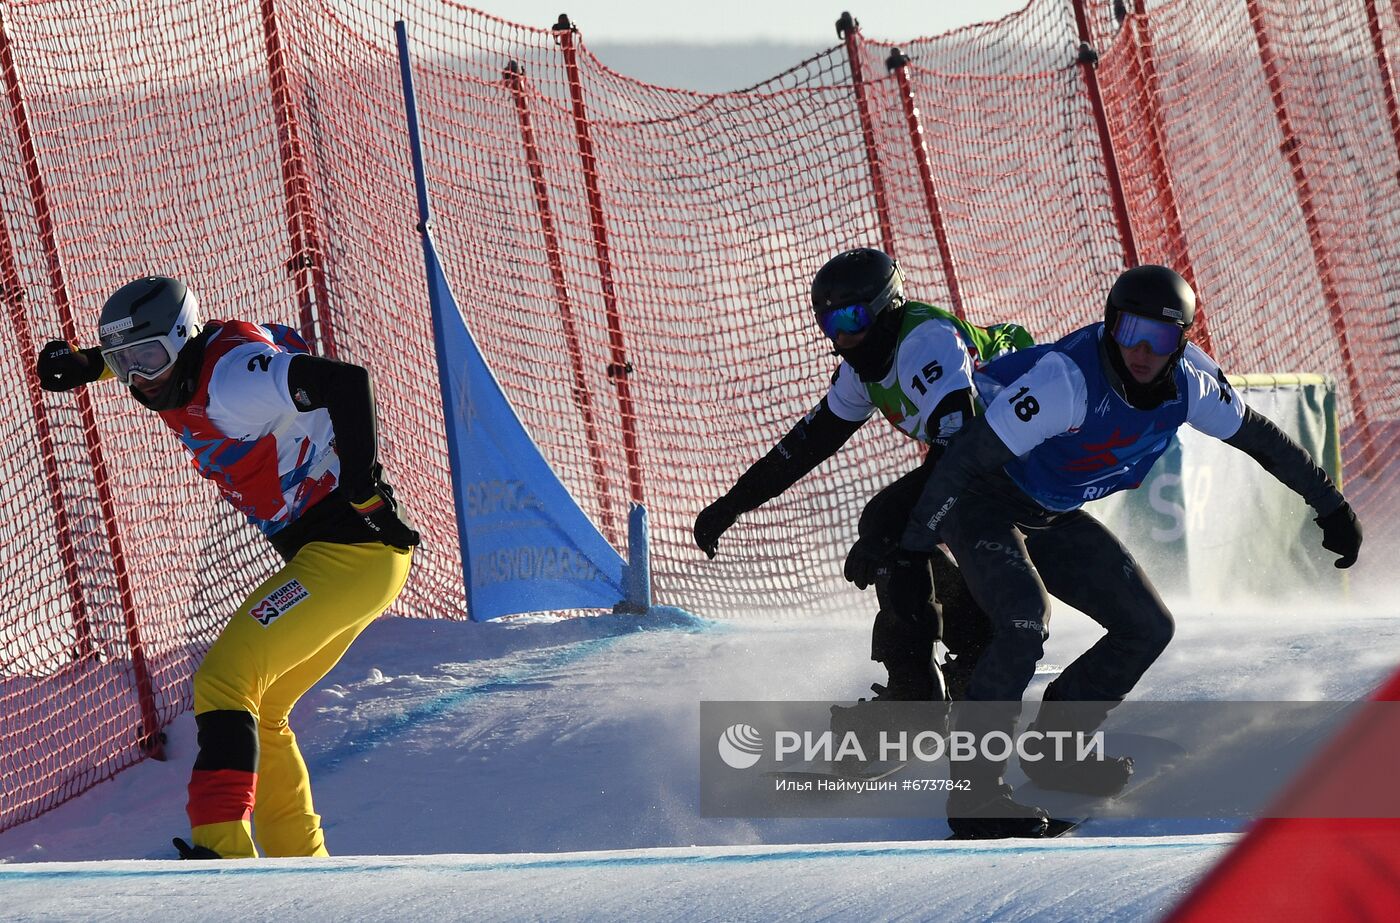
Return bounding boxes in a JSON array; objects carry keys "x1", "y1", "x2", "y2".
[{"x1": 5, "y1": 588, "x2": 1397, "y2": 921}]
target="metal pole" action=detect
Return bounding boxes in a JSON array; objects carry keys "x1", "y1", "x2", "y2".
[
  {"x1": 837, "y1": 12, "x2": 896, "y2": 257},
  {"x1": 395, "y1": 20, "x2": 478, "y2": 617},
  {"x1": 260, "y1": 0, "x2": 336, "y2": 358},
  {"x1": 1128, "y1": 1, "x2": 1211, "y2": 354},
  {"x1": 1245, "y1": 0, "x2": 1374, "y2": 472},
  {"x1": 396, "y1": 23, "x2": 433, "y2": 230},
  {"x1": 1071, "y1": 0, "x2": 1139, "y2": 267},
  {"x1": 553, "y1": 15, "x2": 646, "y2": 506},
  {"x1": 1364, "y1": 0, "x2": 1400, "y2": 186},
  {"x1": 885, "y1": 48, "x2": 963, "y2": 318},
  {"x1": 0, "y1": 13, "x2": 164, "y2": 758},
  {"x1": 504, "y1": 61, "x2": 619, "y2": 541}
]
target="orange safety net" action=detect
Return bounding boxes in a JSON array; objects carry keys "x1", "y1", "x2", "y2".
[{"x1": 1, "y1": 0, "x2": 1397, "y2": 834}]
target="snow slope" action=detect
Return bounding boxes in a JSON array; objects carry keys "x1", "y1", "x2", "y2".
[
  {"x1": 3, "y1": 587, "x2": 1398, "y2": 921},
  {"x1": 2, "y1": 838, "x2": 1230, "y2": 923}
]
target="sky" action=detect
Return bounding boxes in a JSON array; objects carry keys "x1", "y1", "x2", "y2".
[{"x1": 478, "y1": 0, "x2": 1030, "y2": 43}]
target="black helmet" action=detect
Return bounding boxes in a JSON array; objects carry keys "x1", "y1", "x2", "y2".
[
  {"x1": 810, "y1": 248, "x2": 907, "y2": 382},
  {"x1": 810, "y1": 247, "x2": 906, "y2": 334},
  {"x1": 1103, "y1": 265, "x2": 1196, "y2": 406},
  {"x1": 1104, "y1": 264, "x2": 1195, "y2": 331},
  {"x1": 98, "y1": 276, "x2": 203, "y2": 410}
]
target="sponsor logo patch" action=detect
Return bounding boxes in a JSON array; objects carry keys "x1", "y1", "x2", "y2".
[
  {"x1": 249, "y1": 578, "x2": 310, "y2": 627},
  {"x1": 924, "y1": 496, "x2": 957, "y2": 531},
  {"x1": 100, "y1": 316, "x2": 135, "y2": 336},
  {"x1": 935, "y1": 410, "x2": 964, "y2": 439}
]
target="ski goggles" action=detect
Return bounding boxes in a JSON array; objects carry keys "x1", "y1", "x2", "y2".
[
  {"x1": 1110, "y1": 312, "x2": 1183, "y2": 356},
  {"x1": 102, "y1": 337, "x2": 179, "y2": 384},
  {"x1": 814, "y1": 263, "x2": 904, "y2": 341},
  {"x1": 817, "y1": 302, "x2": 879, "y2": 340}
]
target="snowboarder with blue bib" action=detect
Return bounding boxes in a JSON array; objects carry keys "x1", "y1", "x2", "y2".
[{"x1": 897, "y1": 264, "x2": 1362, "y2": 838}]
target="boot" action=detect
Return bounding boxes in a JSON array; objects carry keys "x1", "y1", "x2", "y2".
[
  {"x1": 941, "y1": 652, "x2": 977, "y2": 702},
  {"x1": 173, "y1": 837, "x2": 222, "y2": 860},
  {"x1": 829, "y1": 696, "x2": 893, "y2": 774},
  {"x1": 1022, "y1": 748, "x2": 1134, "y2": 796},
  {"x1": 947, "y1": 785, "x2": 1050, "y2": 839},
  {"x1": 873, "y1": 649, "x2": 947, "y2": 703},
  {"x1": 830, "y1": 680, "x2": 949, "y2": 774},
  {"x1": 871, "y1": 675, "x2": 932, "y2": 702},
  {"x1": 1023, "y1": 689, "x2": 1133, "y2": 796}
]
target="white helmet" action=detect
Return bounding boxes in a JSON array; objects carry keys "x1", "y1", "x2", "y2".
[{"x1": 97, "y1": 276, "x2": 202, "y2": 409}]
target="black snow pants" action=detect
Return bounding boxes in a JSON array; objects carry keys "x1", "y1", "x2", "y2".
[
  {"x1": 857, "y1": 463, "x2": 994, "y2": 668},
  {"x1": 937, "y1": 470, "x2": 1175, "y2": 789}
]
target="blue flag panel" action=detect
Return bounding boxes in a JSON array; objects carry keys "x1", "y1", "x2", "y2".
[{"x1": 423, "y1": 236, "x2": 626, "y2": 620}]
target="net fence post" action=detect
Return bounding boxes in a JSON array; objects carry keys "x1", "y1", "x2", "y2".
[
  {"x1": 504, "y1": 59, "x2": 619, "y2": 541},
  {"x1": 0, "y1": 13, "x2": 164, "y2": 759},
  {"x1": 1127, "y1": 0, "x2": 1211, "y2": 354},
  {"x1": 0, "y1": 180, "x2": 95, "y2": 663},
  {"x1": 1071, "y1": 0, "x2": 1139, "y2": 268},
  {"x1": 837, "y1": 12, "x2": 896, "y2": 257},
  {"x1": 553, "y1": 15, "x2": 646, "y2": 509},
  {"x1": 1244, "y1": 0, "x2": 1376, "y2": 474},
  {"x1": 260, "y1": 0, "x2": 336, "y2": 358},
  {"x1": 1363, "y1": 0, "x2": 1400, "y2": 188},
  {"x1": 885, "y1": 47, "x2": 963, "y2": 318}
]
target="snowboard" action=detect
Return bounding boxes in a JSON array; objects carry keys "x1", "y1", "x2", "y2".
[
  {"x1": 940, "y1": 731, "x2": 1185, "y2": 840},
  {"x1": 945, "y1": 816, "x2": 1084, "y2": 840}
]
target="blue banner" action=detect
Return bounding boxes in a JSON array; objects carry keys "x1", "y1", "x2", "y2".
[
  {"x1": 397, "y1": 20, "x2": 628, "y2": 620},
  {"x1": 422, "y1": 236, "x2": 627, "y2": 620}
]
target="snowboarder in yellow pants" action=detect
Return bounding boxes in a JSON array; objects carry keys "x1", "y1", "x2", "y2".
[{"x1": 37, "y1": 276, "x2": 421, "y2": 858}]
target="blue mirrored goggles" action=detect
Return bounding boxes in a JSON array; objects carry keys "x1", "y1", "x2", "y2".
[
  {"x1": 1111, "y1": 312, "x2": 1183, "y2": 356},
  {"x1": 817, "y1": 302, "x2": 878, "y2": 340}
]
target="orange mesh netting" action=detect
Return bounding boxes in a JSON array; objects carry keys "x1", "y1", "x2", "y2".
[{"x1": 1, "y1": 0, "x2": 1396, "y2": 832}]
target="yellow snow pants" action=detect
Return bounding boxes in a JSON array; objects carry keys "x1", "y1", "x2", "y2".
[{"x1": 187, "y1": 541, "x2": 412, "y2": 858}]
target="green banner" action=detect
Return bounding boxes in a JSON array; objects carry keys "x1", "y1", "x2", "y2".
[{"x1": 1089, "y1": 375, "x2": 1340, "y2": 600}]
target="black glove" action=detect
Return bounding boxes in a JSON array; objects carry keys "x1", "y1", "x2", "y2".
[
  {"x1": 350, "y1": 481, "x2": 420, "y2": 550},
  {"x1": 843, "y1": 534, "x2": 899, "y2": 590},
  {"x1": 1315, "y1": 501, "x2": 1361, "y2": 569},
  {"x1": 36, "y1": 340, "x2": 105, "y2": 392},
  {"x1": 694, "y1": 496, "x2": 740, "y2": 559}
]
